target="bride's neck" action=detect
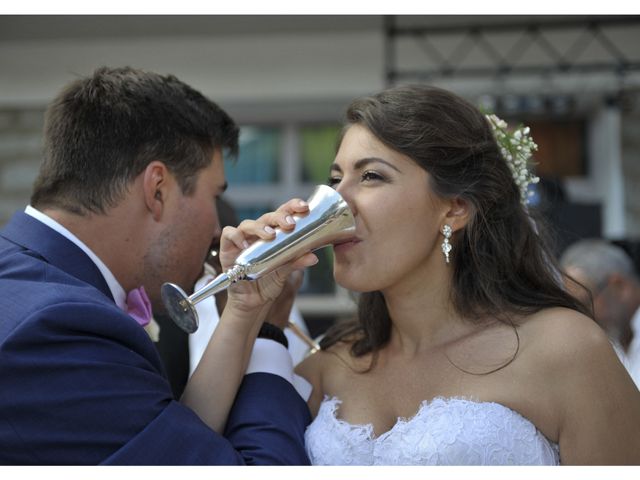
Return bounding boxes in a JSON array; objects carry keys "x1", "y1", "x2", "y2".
[{"x1": 383, "y1": 278, "x2": 465, "y2": 356}]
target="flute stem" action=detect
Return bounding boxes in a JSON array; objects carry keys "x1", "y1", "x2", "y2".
[{"x1": 287, "y1": 321, "x2": 321, "y2": 354}]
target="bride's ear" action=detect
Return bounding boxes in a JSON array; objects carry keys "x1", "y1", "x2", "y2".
[{"x1": 443, "y1": 197, "x2": 472, "y2": 232}]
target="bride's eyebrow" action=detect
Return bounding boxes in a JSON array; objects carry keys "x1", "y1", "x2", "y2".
[{"x1": 330, "y1": 157, "x2": 401, "y2": 173}]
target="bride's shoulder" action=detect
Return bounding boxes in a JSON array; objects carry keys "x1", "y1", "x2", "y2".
[
  {"x1": 520, "y1": 307, "x2": 612, "y2": 367},
  {"x1": 295, "y1": 340, "x2": 362, "y2": 416},
  {"x1": 295, "y1": 339, "x2": 358, "y2": 379},
  {"x1": 523, "y1": 307, "x2": 602, "y2": 339}
]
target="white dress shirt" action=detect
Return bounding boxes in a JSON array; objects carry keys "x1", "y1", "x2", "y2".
[{"x1": 626, "y1": 307, "x2": 640, "y2": 388}]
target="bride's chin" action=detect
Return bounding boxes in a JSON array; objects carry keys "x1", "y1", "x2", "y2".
[{"x1": 334, "y1": 271, "x2": 368, "y2": 293}]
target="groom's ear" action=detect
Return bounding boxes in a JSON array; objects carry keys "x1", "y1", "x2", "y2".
[{"x1": 142, "y1": 161, "x2": 170, "y2": 221}]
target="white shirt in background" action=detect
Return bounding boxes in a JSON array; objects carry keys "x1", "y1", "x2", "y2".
[{"x1": 188, "y1": 272, "x2": 312, "y2": 400}]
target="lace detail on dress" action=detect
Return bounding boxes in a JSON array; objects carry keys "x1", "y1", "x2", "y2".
[{"x1": 305, "y1": 396, "x2": 560, "y2": 465}]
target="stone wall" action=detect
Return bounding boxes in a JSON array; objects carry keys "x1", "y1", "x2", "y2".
[{"x1": 0, "y1": 107, "x2": 44, "y2": 226}]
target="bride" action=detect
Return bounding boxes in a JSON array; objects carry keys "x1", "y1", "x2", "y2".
[{"x1": 295, "y1": 85, "x2": 640, "y2": 465}]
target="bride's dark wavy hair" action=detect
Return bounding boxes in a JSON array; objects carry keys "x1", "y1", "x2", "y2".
[{"x1": 320, "y1": 84, "x2": 591, "y2": 360}]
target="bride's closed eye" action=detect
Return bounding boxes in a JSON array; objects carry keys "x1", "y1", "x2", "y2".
[
  {"x1": 327, "y1": 170, "x2": 387, "y2": 188},
  {"x1": 327, "y1": 176, "x2": 341, "y2": 188},
  {"x1": 361, "y1": 170, "x2": 386, "y2": 183},
  {"x1": 326, "y1": 170, "x2": 388, "y2": 189}
]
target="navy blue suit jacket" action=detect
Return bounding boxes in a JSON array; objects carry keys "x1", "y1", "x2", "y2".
[{"x1": 0, "y1": 211, "x2": 311, "y2": 465}]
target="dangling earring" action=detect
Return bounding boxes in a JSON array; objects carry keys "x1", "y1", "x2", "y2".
[{"x1": 441, "y1": 224, "x2": 452, "y2": 264}]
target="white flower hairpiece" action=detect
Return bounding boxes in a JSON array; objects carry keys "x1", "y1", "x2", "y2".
[{"x1": 486, "y1": 113, "x2": 540, "y2": 206}]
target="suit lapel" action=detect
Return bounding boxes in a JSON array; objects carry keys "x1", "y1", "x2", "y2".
[{"x1": 1, "y1": 211, "x2": 114, "y2": 301}]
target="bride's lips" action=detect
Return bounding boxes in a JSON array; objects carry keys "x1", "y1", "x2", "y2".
[{"x1": 333, "y1": 238, "x2": 361, "y2": 253}]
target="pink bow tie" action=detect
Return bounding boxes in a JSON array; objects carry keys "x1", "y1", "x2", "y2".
[{"x1": 126, "y1": 286, "x2": 153, "y2": 327}]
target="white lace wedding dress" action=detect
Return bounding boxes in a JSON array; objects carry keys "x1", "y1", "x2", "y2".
[{"x1": 305, "y1": 396, "x2": 560, "y2": 465}]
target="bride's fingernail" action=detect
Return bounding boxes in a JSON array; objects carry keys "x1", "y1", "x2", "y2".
[
  {"x1": 242, "y1": 240, "x2": 249, "y2": 249},
  {"x1": 299, "y1": 200, "x2": 308, "y2": 207},
  {"x1": 286, "y1": 215, "x2": 295, "y2": 225},
  {"x1": 264, "y1": 225, "x2": 275, "y2": 234}
]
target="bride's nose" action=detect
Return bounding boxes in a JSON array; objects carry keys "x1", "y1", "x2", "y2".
[{"x1": 335, "y1": 181, "x2": 356, "y2": 218}]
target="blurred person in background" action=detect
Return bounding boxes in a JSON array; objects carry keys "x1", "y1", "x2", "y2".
[{"x1": 560, "y1": 238, "x2": 640, "y2": 387}]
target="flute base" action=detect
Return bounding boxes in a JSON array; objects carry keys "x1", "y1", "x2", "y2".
[{"x1": 161, "y1": 283, "x2": 200, "y2": 334}]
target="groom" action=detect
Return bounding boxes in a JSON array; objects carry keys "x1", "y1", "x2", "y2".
[{"x1": 0, "y1": 67, "x2": 310, "y2": 465}]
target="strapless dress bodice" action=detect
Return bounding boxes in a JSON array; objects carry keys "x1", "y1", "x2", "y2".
[{"x1": 305, "y1": 396, "x2": 559, "y2": 465}]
